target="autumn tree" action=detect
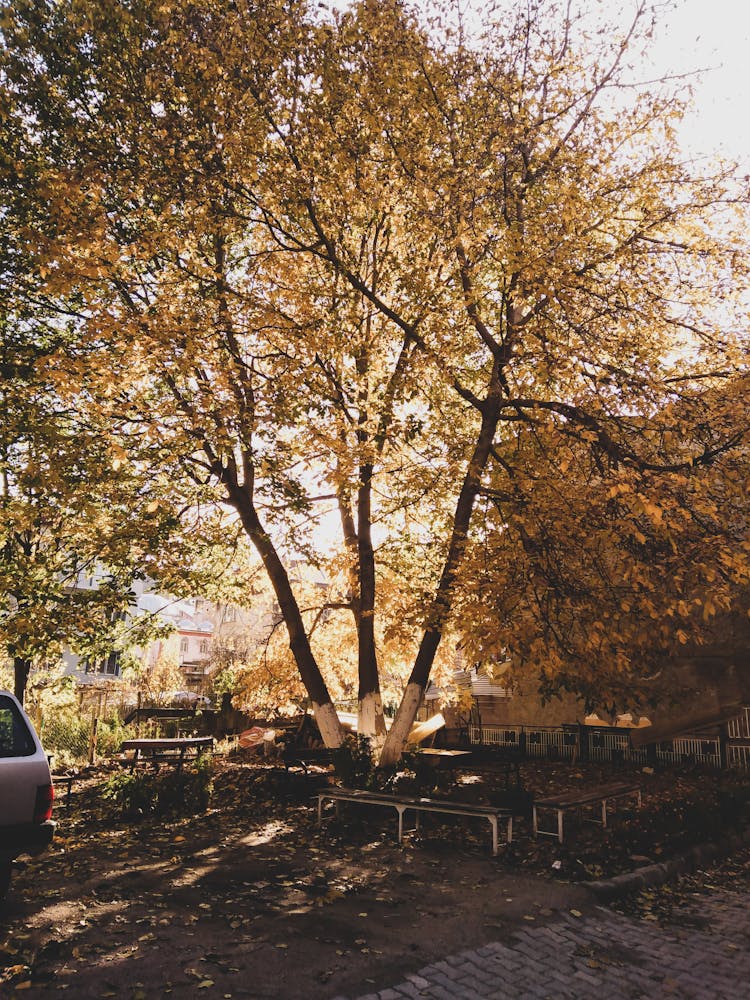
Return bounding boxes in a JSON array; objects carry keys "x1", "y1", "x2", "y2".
[
  {"x1": 454, "y1": 375, "x2": 750, "y2": 715},
  {"x1": 3, "y1": 0, "x2": 748, "y2": 757},
  {"x1": 0, "y1": 262, "x2": 256, "y2": 703},
  {"x1": 0, "y1": 303, "x2": 208, "y2": 703}
]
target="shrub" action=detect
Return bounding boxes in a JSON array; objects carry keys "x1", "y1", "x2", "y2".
[
  {"x1": 102, "y1": 769, "x2": 156, "y2": 820},
  {"x1": 40, "y1": 711, "x2": 91, "y2": 767},
  {"x1": 94, "y1": 716, "x2": 131, "y2": 759},
  {"x1": 158, "y1": 754, "x2": 214, "y2": 813},
  {"x1": 102, "y1": 755, "x2": 214, "y2": 820},
  {"x1": 332, "y1": 734, "x2": 376, "y2": 789}
]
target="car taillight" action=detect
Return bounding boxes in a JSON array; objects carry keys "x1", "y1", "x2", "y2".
[{"x1": 34, "y1": 783, "x2": 54, "y2": 823}]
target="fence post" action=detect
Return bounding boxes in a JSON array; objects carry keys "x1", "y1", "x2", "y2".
[
  {"x1": 719, "y1": 722, "x2": 729, "y2": 770},
  {"x1": 519, "y1": 727, "x2": 526, "y2": 757},
  {"x1": 88, "y1": 711, "x2": 98, "y2": 765},
  {"x1": 578, "y1": 723, "x2": 588, "y2": 762}
]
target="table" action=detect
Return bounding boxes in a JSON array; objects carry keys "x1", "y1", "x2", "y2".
[
  {"x1": 415, "y1": 748, "x2": 522, "y2": 789},
  {"x1": 413, "y1": 749, "x2": 473, "y2": 768},
  {"x1": 119, "y1": 737, "x2": 214, "y2": 772}
]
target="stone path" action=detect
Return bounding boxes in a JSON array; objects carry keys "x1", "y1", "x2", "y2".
[{"x1": 337, "y1": 885, "x2": 750, "y2": 999}]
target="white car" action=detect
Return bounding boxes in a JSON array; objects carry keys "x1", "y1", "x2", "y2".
[
  {"x1": 169, "y1": 691, "x2": 212, "y2": 709},
  {"x1": 0, "y1": 691, "x2": 56, "y2": 899}
]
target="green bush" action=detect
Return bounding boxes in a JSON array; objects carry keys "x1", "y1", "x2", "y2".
[
  {"x1": 102, "y1": 755, "x2": 214, "y2": 820},
  {"x1": 332, "y1": 734, "x2": 376, "y2": 789},
  {"x1": 102, "y1": 769, "x2": 156, "y2": 820},
  {"x1": 39, "y1": 709, "x2": 136, "y2": 767},
  {"x1": 40, "y1": 711, "x2": 91, "y2": 767},
  {"x1": 159, "y1": 754, "x2": 214, "y2": 813},
  {"x1": 94, "y1": 716, "x2": 131, "y2": 759}
]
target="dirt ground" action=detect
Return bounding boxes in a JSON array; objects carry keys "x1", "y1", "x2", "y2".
[{"x1": 1, "y1": 755, "x2": 746, "y2": 999}]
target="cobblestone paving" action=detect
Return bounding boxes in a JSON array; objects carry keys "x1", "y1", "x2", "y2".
[{"x1": 337, "y1": 886, "x2": 750, "y2": 1000}]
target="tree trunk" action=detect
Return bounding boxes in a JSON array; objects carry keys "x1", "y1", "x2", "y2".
[
  {"x1": 230, "y1": 483, "x2": 344, "y2": 747},
  {"x1": 13, "y1": 655, "x2": 31, "y2": 705},
  {"x1": 357, "y1": 461, "x2": 386, "y2": 737},
  {"x1": 379, "y1": 403, "x2": 500, "y2": 765}
]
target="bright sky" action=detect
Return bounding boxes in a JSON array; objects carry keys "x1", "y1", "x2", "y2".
[
  {"x1": 639, "y1": 0, "x2": 750, "y2": 166},
  {"x1": 324, "y1": 1, "x2": 750, "y2": 165}
]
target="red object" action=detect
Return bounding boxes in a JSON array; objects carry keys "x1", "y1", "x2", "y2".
[
  {"x1": 34, "y1": 783, "x2": 55, "y2": 823},
  {"x1": 238, "y1": 727, "x2": 266, "y2": 750}
]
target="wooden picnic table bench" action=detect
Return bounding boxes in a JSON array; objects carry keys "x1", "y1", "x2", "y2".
[
  {"x1": 533, "y1": 781, "x2": 642, "y2": 843},
  {"x1": 282, "y1": 746, "x2": 335, "y2": 773},
  {"x1": 414, "y1": 748, "x2": 523, "y2": 790},
  {"x1": 317, "y1": 786, "x2": 513, "y2": 855},
  {"x1": 52, "y1": 773, "x2": 75, "y2": 808},
  {"x1": 119, "y1": 737, "x2": 214, "y2": 773}
]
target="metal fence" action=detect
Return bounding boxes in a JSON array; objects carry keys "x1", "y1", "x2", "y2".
[
  {"x1": 587, "y1": 728, "x2": 649, "y2": 765},
  {"x1": 728, "y1": 707, "x2": 750, "y2": 740},
  {"x1": 728, "y1": 743, "x2": 750, "y2": 771},
  {"x1": 469, "y1": 713, "x2": 750, "y2": 772},
  {"x1": 524, "y1": 726, "x2": 578, "y2": 760},
  {"x1": 655, "y1": 736, "x2": 722, "y2": 768},
  {"x1": 469, "y1": 724, "x2": 579, "y2": 761},
  {"x1": 469, "y1": 724, "x2": 523, "y2": 750}
]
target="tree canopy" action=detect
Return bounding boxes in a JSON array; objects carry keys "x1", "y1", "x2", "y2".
[{"x1": 2, "y1": 0, "x2": 748, "y2": 755}]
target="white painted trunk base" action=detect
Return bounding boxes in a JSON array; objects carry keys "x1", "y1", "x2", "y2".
[
  {"x1": 378, "y1": 682, "x2": 424, "y2": 766},
  {"x1": 312, "y1": 701, "x2": 344, "y2": 748},
  {"x1": 358, "y1": 691, "x2": 387, "y2": 738}
]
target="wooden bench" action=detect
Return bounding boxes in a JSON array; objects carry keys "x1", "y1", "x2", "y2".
[
  {"x1": 52, "y1": 773, "x2": 75, "y2": 808},
  {"x1": 119, "y1": 737, "x2": 214, "y2": 772},
  {"x1": 317, "y1": 786, "x2": 513, "y2": 855},
  {"x1": 460, "y1": 752, "x2": 523, "y2": 791},
  {"x1": 414, "y1": 748, "x2": 523, "y2": 791},
  {"x1": 533, "y1": 781, "x2": 642, "y2": 843},
  {"x1": 282, "y1": 746, "x2": 335, "y2": 773}
]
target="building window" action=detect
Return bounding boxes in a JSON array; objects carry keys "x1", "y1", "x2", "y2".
[
  {"x1": 179, "y1": 638, "x2": 189, "y2": 654},
  {"x1": 83, "y1": 651, "x2": 121, "y2": 676},
  {"x1": 199, "y1": 639, "x2": 209, "y2": 655},
  {"x1": 104, "y1": 651, "x2": 121, "y2": 675}
]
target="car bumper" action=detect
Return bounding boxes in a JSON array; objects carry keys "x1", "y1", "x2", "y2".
[{"x1": 0, "y1": 820, "x2": 56, "y2": 859}]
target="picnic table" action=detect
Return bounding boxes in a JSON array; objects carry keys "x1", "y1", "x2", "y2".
[
  {"x1": 282, "y1": 746, "x2": 335, "y2": 773},
  {"x1": 119, "y1": 737, "x2": 214, "y2": 772},
  {"x1": 52, "y1": 772, "x2": 75, "y2": 808},
  {"x1": 533, "y1": 780, "x2": 642, "y2": 843},
  {"x1": 413, "y1": 748, "x2": 473, "y2": 768},
  {"x1": 414, "y1": 748, "x2": 523, "y2": 790}
]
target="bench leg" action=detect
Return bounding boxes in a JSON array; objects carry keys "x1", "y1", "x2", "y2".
[
  {"x1": 557, "y1": 809, "x2": 564, "y2": 844},
  {"x1": 507, "y1": 815, "x2": 513, "y2": 845},
  {"x1": 396, "y1": 805, "x2": 406, "y2": 844},
  {"x1": 602, "y1": 799, "x2": 607, "y2": 828},
  {"x1": 488, "y1": 817, "x2": 498, "y2": 855},
  {"x1": 532, "y1": 805, "x2": 538, "y2": 837},
  {"x1": 317, "y1": 795, "x2": 324, "y2": 826}
]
